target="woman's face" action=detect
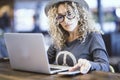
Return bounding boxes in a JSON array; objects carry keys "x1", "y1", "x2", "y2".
[{"x1": 57, "y1": 4, "x2": 79, "y2": 32}]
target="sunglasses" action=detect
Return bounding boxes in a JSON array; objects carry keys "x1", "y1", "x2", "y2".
[{"x1": 56, "y1": 11, "x2": 75, "y2": 23}]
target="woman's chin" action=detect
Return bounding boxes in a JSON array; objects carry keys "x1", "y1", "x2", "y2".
[
  {"x1": 65, "y1": 29, "x2": 75, "y2": 32},
  {"x1": 64, "y1": 25, "x2": 77, "y2": 32}
]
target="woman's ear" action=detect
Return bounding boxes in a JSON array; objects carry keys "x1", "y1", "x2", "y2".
[
  {"x1": 76, "y1": 15, "x2": 80, "y2": 21},
  {"x1": 76, "y1": 12, "x2": 80, "y2": 21},
  {"x1": 77, "y1": 16, "x2": 80, "y2": 21}
]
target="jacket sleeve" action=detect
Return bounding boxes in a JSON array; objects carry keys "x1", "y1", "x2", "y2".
[
  {"x1": 89, "y1": 33, "x2": 110, "y2": 72},
  {"x1": 47, "y1": 44, "x2": 57, "y2": 64},
  {"x1": 90, "y1": 50, "x2": 110, "y2": 71}
]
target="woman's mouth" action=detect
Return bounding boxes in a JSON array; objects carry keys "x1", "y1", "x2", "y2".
[{"x1": 65, "y1": 24, "x2": 71, "y2": 27}]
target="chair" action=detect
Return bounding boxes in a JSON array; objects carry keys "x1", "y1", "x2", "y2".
[{"x1": 110, "y1": 65, "x2": 115, "y2": 73}]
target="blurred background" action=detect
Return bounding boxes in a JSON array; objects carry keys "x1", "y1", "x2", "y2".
[{"x1": 0, "y1": 0, "x2": 120, "y2": 72}]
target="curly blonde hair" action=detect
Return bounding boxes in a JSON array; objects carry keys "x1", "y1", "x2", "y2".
[{"x1": 47, "y1": 1, "x2": 101, "y2": 49}]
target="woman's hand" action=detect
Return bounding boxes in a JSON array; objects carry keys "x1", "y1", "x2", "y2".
[{"x1": 69, "y1": 59, "x2": 91, "y2": 74}]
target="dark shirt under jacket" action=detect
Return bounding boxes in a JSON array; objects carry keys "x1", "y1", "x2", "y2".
[{"x1": 47, "y1": 32, "x2": 110, "y2": 72}]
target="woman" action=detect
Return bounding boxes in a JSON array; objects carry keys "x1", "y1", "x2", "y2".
[{"x1": 45, "y1": 0, "x2": 110, "y2": 74}]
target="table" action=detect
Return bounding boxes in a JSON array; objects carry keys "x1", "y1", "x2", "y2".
[{"x1": 0, "y1": 59, "x2": 120, "y2": 80}]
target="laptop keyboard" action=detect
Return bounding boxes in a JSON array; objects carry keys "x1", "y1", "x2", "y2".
[{"x1": 50, "y1": 68, "x2": 61, "y2": 71}]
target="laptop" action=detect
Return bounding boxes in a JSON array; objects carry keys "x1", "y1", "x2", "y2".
[{"x1": 4, "y1": 33, "x2": 70, "y2": 74}]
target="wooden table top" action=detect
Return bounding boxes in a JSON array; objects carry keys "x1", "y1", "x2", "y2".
[{"x1": 0, "y1": 60, "x2": 120, "y2": 80}]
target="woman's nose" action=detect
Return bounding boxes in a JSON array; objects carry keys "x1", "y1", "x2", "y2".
[{"x1": 63, "y1": 16, "x2": 69, "y2": 23}]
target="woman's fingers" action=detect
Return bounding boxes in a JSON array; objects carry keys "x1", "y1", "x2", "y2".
[
  {"x1": 69, "y1": 64, "x2": 79, "y2": 71},
  {"x1": 79, "y1": 59, "x2": 91, "y2": 74},
  {"x1": 69, "y1": 59, "x2": 91, "y2": 74}
]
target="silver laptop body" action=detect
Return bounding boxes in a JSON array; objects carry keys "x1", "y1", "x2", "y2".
[{"x1": 4, "y1": 33, "x2": 70, "y2": 74}]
